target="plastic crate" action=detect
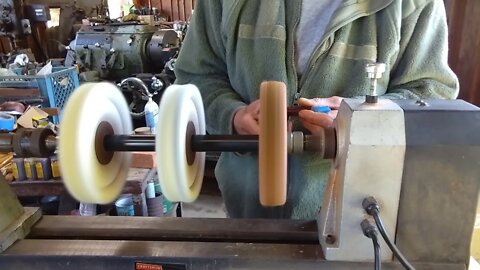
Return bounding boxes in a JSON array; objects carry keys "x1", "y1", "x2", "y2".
[{"x1": 0, "y1": 67, "x2": 79, "y2": 124}]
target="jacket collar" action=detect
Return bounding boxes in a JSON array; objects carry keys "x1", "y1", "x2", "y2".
[{"x1": 328, "y1": 0, "x2": 395, "y2": 32}]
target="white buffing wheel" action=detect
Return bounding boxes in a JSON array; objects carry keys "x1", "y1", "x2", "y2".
[
  {"x1": 156, "y1": 84, "x2": 206, "y2": 202},
  {"x1": 59, "y1": 82, "x2": 132, "y2": 204}
]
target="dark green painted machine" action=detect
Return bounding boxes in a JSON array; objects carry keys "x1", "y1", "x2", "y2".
[{"x1": 73, "y1": 24, "x2": 179, "y2": 81}]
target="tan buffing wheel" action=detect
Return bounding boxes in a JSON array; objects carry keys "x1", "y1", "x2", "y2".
[
  {"x1": 156, "y1": 84, "x2": 206, "y2": 203},
  {"x1": 259, "y1": 81, "x2": 287, "y2": 207},
  {"x1": 59, "y1": 82, "x2": 132, "y2": 204}
]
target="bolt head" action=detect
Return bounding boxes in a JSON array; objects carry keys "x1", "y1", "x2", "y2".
[
  {"x1": 415, "y1": 100, "x2": 428, "y2": 106},
  {"x1": 366, "y1": 63, "x2": 386, "y2": 79}
]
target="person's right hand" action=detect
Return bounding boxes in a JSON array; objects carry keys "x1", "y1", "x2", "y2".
[
  {"x1": 297, "y1": 96, "x2": 342, "y2": 134},
  {"x1": 233, "y1": 100, "x2": 260, "y2": 135}
]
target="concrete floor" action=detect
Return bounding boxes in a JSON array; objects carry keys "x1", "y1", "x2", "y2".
[
  {"x1": 181, "y1": 194, "x2": 226, "y2": 218},
  {"x1": 180, "y1": 173, "x2": 227, "y2": 218}
]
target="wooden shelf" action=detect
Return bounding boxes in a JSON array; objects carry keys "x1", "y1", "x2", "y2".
[
  {"x1": 9, "y1": 180, "x2": 65, "y2": 197},
  {"x1": 9, "y1": 168, "x2": 153, "y2": 197},
  {"x1": 9, "y1": 168, "x2": 156, "y2": 216},
  {"x1": 10, "y1": 179, "x2": 146, "y2": 197}
]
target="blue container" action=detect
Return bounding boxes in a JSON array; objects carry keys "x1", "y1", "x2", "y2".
[
  {"x1": 0, "y1": 112, "x2": 14, "y2": 131},
  {"x1": 115, "y1": 194, "x2": 135, "y2": 216},
  {"x1": 0, "y1": 67, "x2": 79, "y2": 124}
]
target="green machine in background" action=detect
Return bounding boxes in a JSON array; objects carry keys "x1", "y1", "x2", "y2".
[{"x1": 70, "y1": 24, "x2": 180, "y2": 82}]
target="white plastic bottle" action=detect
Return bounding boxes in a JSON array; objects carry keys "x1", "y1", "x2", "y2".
[
  {"x1": 144, "y1": 97, "x2": 159, "y2": 134},
  {"x1": 79, "y1": 203, "x2": 96, "y2": 216}
]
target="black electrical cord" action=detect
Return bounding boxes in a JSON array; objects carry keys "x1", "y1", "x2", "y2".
[
  {"x1": 361, "y1": 219, "x2": 382, "y2": 270},
  {"x1": 363, "y1": 197, "x2": 416, "y2": 270},
  {"x1": 372, "y1": 231, "x2": 381, "y2": 270}
]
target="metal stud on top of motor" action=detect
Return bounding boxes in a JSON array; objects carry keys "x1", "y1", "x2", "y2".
[{"x1": 365, "y1": 63, "x2": 386, "y2": 104}]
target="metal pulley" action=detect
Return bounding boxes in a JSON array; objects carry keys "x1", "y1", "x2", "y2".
[{"x1": 0, "y1": 128, "x2": 56, "y2": 158}]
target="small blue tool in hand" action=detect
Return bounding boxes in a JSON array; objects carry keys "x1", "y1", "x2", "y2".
[{"x1": 311, "y1": 105, "x2": 331, "y2": 113}]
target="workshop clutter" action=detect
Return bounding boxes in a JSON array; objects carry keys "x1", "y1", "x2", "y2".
[
  {"x1": 0, "y1": 63, "x2": 70, "y2": 182},
  {"x1": 0, "y1": 67, "x2": 79, "y2": 124},
  {"x1": 153, "y1": 177, "x2": 175, "y2": 216},
  {"x1": 0, "y1": 153, "x2": 13, "y2": 182},
  {"x1": 0, "y1": 107, "x2": 60, "y2": 182},
  {"x1": 77, "y1": 169, "x2": 176, "y2": 217},
  {"x1": 115, "y1": 194, "x2": 135, "y2": 216},
  {"x1": 111, "y1": 178, "x2": 174, "y2": 217},
  {"x1": 0, "y1": 126, "x2": 59, "y2": 183},
  {"x1": 144, "y1": 180, "x2": 176, "y2": 217},
  {"x1": 0, "y1": 65, "x2": 79, "y2": 124},
  {"x1": 0, "y1": 112, "x2": 14, "y2": 131},
  {"x1": 12, "y1": 156, "x2": 59, "y2": 181}
]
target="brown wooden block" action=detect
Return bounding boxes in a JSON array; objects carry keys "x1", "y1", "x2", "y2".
[
  {"x1": 130, "y1": 152, "x2": 156, "y2": 168},
  {"x1": 40, "y1": 107, "x2": 60, "y2": 116}
]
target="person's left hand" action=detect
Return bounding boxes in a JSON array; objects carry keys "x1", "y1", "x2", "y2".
[{"x1": 297, "y1": 96, "x2": 343, "y2": 134}]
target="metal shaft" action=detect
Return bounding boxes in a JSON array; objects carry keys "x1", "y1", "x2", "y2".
[
  {"x1": 103, "y1": 135, "x2": 156, "y2": 151},
  {"x1": 103, "y1": 134, "x2": 259, "y2": 152},
  {"x1": 0, "y1": 129, "x2": 336, "y2": 159},
  {"x1": 103, "y1": 132, "x2": 336, "y2": 158},
  {"x1": 191, "y1": 135, "x2": 258, "y2": 152}
]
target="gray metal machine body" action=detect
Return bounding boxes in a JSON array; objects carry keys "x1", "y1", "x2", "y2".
[
  {"x1": 394, "y1": 99, "x2": 480, "y2": 264},
  {"x1": 72, "y1": 24, "x2": 179, "y2": 81},
  {"x1": 319, "y1": 98, "x2": 480, "y2": 268}
]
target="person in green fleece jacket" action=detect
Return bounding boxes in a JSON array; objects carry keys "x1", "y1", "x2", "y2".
[{"x1": 174, "y1": 0, "x2": 459, "y2": 219}]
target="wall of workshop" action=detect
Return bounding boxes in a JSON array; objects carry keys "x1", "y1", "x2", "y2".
[
  {"x1": 23, "y1": 0, "x2": 102, "y2": 16},
  {"x1": 149, "y1": 0, "x2": 196, "y2": 21},
  {"x1": 29, "y1": 0, "x2": 195, "y2": 21},
  {"x1": 444, "y1": 0, "x2": 480, "y2": 106},
  {"x1": 111, "y1": 0, "x2": 196, "y2": 21}
]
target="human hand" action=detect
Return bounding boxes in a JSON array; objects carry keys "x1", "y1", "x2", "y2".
[
  {"x1": 233, "y1": 100, "x2": 260, "y2": 135},
  {"x1": 297, "y1": 96, "x2": 343, "y2": 134}
]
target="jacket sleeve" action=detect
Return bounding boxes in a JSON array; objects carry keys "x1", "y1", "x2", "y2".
[
  {"x1": 384, "y1": 0, "x2": 459, "y2": 99},
  {"x1": 174, "y1": 0, "x2": 245, "y2": 135}
]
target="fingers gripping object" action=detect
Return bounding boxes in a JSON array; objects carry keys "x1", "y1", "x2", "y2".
[
  {"x1": 156, "y1": 84, "x2": 206, "y2": 203},
  {"x1": 59, "y1": 82, "x2": 133, "y2": 204}
]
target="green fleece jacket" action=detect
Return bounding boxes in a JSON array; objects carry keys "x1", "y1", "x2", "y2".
[{"x1": 175, "y1": 0, "x2": 459, "y2": 219}]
